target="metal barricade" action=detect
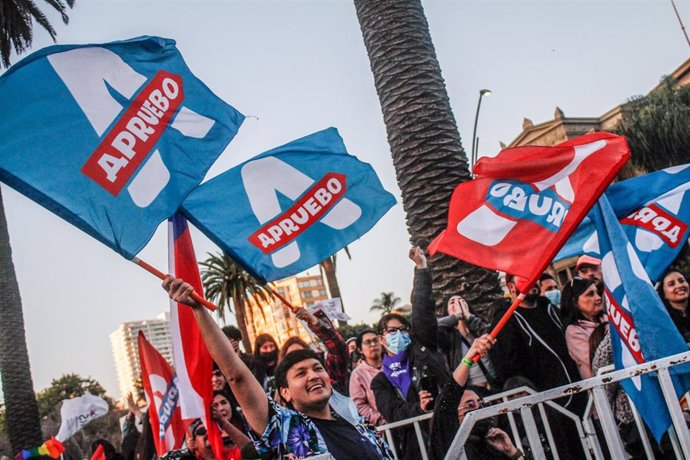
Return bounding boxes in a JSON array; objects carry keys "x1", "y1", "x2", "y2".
[
  {"x1": 444, "y1": 350, "x2": 690, "y2": 460},
  {"x1": 376, "y1": 412, "x2": 434, "y2": 460}
]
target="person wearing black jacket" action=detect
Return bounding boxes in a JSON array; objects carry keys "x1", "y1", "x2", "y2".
[{"x1": 371, "y1": 247, "x2": 451, "y2": 460}]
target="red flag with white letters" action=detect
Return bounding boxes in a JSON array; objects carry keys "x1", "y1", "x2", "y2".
[
  {"x1": 429, "y1": 132, "x2": 630, "y2": 288},
  {"x1": 137, "y1": 331, "x2": 186, "y2": 456}
]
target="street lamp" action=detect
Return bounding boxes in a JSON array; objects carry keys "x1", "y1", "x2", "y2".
[{"x1": 471, "y1": 88, "x2": 492, "y2": 168}]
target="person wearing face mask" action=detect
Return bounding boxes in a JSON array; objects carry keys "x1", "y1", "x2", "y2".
[
  {"x1": 489, "y1": 274, "x2": 582, "y2": 412},
  {"x1": 430, "y1": 334, "x2": 525, "y2": 460},
  {"x1": 539, "y1": 273, "x2": 561, "y2": 308},
  {"x1": 250, "y1": 333, "x2": 279, "y2": 394},
  {"x1": 371, "y1": 247, "x2": 451, "y2": 460}
]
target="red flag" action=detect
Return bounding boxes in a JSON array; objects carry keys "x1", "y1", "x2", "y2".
[
  {"x1": 430, "y1": 132, "x2": 630, "y2": 289},
  {"x1": 137, "y1": 331, "x2": 186, "y2": 456},
  {"x1": 168, "y1": 213, "x2": 224, "y2": 459},
  {"x1": 89, "y1": 445, "x2": 105, "y2": 460}
]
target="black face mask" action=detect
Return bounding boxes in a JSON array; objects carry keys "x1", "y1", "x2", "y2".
[
  {"x1": 468, "y1": 416, "x2": 498, "y2": 441},
  {"x1": 259, "y1": 348, "x2": 278, "y2": 363}
]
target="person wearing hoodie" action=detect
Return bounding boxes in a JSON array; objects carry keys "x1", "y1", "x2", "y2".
[
  {"x1": 561, "y1": 277, "x2": 606, "y2": 380},
  {"x1": 371, "y1": 247, "x2": 451, "y2": 460},
  {"x1": 250, "y1": 333, "x2": 279, "y2": 394},
  {"x1": 349, "y1": 328, "x2": 386, "y2": 426}
]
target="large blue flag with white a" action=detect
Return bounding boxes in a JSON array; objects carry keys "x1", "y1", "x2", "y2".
[
  {"x1": 557, "y1": 164, "x2": 690, "y2": 282},
  {"x1": 592, "y1": 195, "x2": 690, "y2": 441},
  {"x1": 0, "y1": 36, "x2": 244, "y2": 258},
  {"x1": 182, "y1": 128, "x2": 396, "y2": 281}
]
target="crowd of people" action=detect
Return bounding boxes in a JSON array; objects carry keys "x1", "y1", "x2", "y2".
[{"x1": 94, "y1": 249, "x2": 690, "y2": 460}]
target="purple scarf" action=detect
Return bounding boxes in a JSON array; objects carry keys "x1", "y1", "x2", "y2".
[{"x1": 382, "y1": 349, "x2": 412, "y2": 397}]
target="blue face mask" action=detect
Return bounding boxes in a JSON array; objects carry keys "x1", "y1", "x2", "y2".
[
  {"x1": 545, "y1": 290, "x2": 561, "y2": 306},
  {"x1": 386, "y1": 331, "x2": 411, "y2": 354}
]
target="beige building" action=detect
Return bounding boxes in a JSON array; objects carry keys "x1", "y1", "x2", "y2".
[
  {"x1": 110, "y1": 313, "x2": 173, "y2": 401},
  {"x1": 245, "y1": 272, "x2": 330, "y2": 348},
  {"x1": 503, "y1": 58, "x2": 690, "y2": 285}
]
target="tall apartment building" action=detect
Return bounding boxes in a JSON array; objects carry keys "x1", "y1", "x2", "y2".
[
  {"x1": 245, "y1": 272, "x2": 330, "y2": 347},
  {"x1": 110, "y1": 312, "x2": 173, "y2": 401}
]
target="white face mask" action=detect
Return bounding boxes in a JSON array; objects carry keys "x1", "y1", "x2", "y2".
[{"x1": 545, "y1": 289, "x2": 561, "y2": 306}]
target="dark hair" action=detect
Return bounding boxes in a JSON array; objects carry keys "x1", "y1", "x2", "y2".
[
  {"x1": 91, "y1": 440, "x2": 124, "y2": 460},
  {"x1": 539, "y1": 272, "x2": 555, "y2": 283},
  {"x1": 503, "y1": 375, "x2": 537, "y2": 392},
  {"x1": 222, "y1": 325, "x2": 242, "y2": 341},
  {"x1": 560, "y1": 277, "x2": 601, "y2": 326},
  {"x1": 376, "y1": 313, "x2": 411, "y2": 333},
  {"x1": 588, "y1": 322, "x2": 609, "y2": 366},
  {"x1": 279, "y1": 337, "x2": 310, "y2": 361},
  {"x1": 356, "y1": 328, "x2": 378, "y2": 350},
  {"x1": 656, "y1": 268, "x2": 688, "y2": 310},
  {"x1": 274, "y1": 348, "x2": 326, "y2": 390},
  {"x1": 253, "y1": 333, "x2": 277, "y2": 358},
  {"x1": 505, "y1": 273, "x2": 516, "y2": 284}
]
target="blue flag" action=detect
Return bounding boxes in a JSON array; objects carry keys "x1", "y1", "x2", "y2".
[
  {"x1": 0, "y1": 36, "x2": 244, "y2": 258},
  {"x1": 181, "y1": 128, "x2": 396, "y2": 281},
  {"x1": 557, "y1": 164, "x2": 690, "y2": 282},
  {"x1": 592, "y1": 195, "x2": 690, "y2": 441}
]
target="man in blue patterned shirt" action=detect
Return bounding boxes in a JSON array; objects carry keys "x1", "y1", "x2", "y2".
[{"x1": 164, "y1": 276, "x2": 392, "y2": 460}]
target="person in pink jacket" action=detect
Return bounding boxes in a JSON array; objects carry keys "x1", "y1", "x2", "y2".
[
  {"x1": 349, "y1": 328, "x2": 387, "y2": 426},
  {"x1": 561, "y1": 276, "x2": 607, "y2": 379}
]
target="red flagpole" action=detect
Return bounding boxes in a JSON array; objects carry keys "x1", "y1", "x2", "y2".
[{"x1": 132, "y1": 257, "x2": 217, "y2": 311}]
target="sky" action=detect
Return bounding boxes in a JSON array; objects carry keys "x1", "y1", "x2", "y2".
[{"x1": 0, "y1": 0, "x2": 688, "y2": 400}]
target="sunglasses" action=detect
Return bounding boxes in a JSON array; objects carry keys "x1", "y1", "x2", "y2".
[{"x1": 193, "y1": 427, "x2": 207, "y2": 437}]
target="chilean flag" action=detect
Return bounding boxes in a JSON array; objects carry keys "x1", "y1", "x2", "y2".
[
  {"x1": 430, "y1": 132, "x2": 630, "y2": 288},
  {"x1": 137, "y1": 331, "x2": 185, "y2": 456},
  {"x1": 168, "y1": 213, "x2": 224, "y2": 458}
]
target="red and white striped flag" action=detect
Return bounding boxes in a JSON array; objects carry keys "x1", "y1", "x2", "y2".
[{"x1": 168, "y1": 212, "x2": 224, "y2": 458}]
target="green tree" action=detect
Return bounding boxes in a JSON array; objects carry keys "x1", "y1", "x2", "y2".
[
  {"x1": 1, "y1": 0, "x2": 76, "y2": 68},
  {"x1": 337, "y1": 322, "x2": 377, "y2": 340},
  {"x1": 36, "y1": 373, "x2": 107, "y2": 418},
  {"x1": 614, "y1": 77, "x2": 690, "y2": 173},
  {"x1": 1, "y1": 2, "x2": 76, "y2": 453},
  {"x1": 354, "y1": 0, "x2": 502, "y2": 317},
  {"x1": 370, "y1": 292, "x2": 401, "y2": 314},
  {"x1": 200, "y1": 252, "x2": 274, "y2": 353}
]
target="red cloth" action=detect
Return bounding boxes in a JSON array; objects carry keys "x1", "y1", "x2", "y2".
[
  {"x1": 89, "y1": 445, "x2": 105, "y2": 460},
  {"x1": 430, "y1": 132, "x2": 630, "y2": 289}
]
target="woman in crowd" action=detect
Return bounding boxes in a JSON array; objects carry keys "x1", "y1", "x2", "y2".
[
  {"x1": 349, "y1": 328, "x2": 386, "y2": 426},
  {"x1": 561, "y1": 277, "x2": 606, "y2": 379},
  {"x1": 371, "y1": 247, "x2": 450, "y2": 460},
  {"x1": 211, "y1": 390, "x2": 254, "y2": 458},
  {"x1": 438, "y1": 293, "x2": 498, "y2": 389},
  {"x1": 431, "y1": 334, "x2": 524, "y2": 460},
  {"x1": 250, "y1": 333, "x2": 279, "y2": 394},
  {"x1": 656, "y1": 268, "x2": 690, "y2": 341}
]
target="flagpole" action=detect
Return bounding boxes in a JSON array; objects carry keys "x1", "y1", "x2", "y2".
[
  {"x1": 473, "y1": 292, "x2": 526, "y2": 363},
  {"x1": 131, "y1": 257, "x2": 218, "y2": 311},
  {"x1": 268, "y1": 287, "x2": 298, "y2": 312}
]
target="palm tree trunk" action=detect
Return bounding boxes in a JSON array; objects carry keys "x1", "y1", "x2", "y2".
[
  {"x1": 354, "y1": 0, "x2": 502, "y2": 317},
  {"x1": 320, "y1": 257, "x2": 347, "y2": 327},
  {"x1": 0, "y1": 188, "x2": 42, "y2": 453},
  {"x1": 233, "y1": 296, "x2": 253, "y2": 354}
]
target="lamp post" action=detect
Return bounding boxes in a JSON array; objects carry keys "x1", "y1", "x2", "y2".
[{"x1": 471, "y1": 88, "x2": 492, "y2": 168}]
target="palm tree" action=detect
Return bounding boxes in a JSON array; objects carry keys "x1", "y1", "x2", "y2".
[
  {"x1": 200, "y1": 252, "x2": 274, "y2": 354},
  {"x1": 320, "y1": 247, "x2": 350, "y2": 326},
  {"x1": 0, "y1": 190, "x2": 42, "y2": 453},
  {"x1": 0, "y1": 1, "x2": 76, "y2": 453},
  {"x1": 353, "y1": 0, "x2": 502, "y2": 318},
  {"x1": 370, "y1": 292, "x2": 401, "y2": 314},
  {"x1": 1, "y1": 0, "x2": 75, "y2": 68}
]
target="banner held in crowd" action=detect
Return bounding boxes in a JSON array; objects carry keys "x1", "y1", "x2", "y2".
[
  {"x1": 138, "y1": 331, "x2": 186, "y2": 456},
  {"x1": 557, "y1": 163, "x2": 690, "y2": 283},
  {"x1": 430, "y1": 132, "x2": 630, "y2": 342},
  {"x1": 55, "y1": 393, "x2": 109, "y2": 442},
  {"x1": 592, "y1": 195, "x2": 690, "y2": 441},
  {"x1": 168, "y1": 213, "x2": 224, "y2": 458},
  {"x1": 182, "y1": 127, "x2": 396, "y2": 282}
]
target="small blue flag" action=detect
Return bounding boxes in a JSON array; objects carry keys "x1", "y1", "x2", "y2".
[
  {"x1": 558, "y1": 164, "x2": 690, "y2": 282},
  {"x1": 592, "y1": 195, "x2": 690, "y2": 441},
  {"x1": 0, "y1": 36, "x2": 244, "y2": 258},
  {"x1": 181, "y1": 128, "x2": 396, "y2": 281}
]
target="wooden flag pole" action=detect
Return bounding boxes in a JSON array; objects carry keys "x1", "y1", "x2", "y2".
[{"x1": 132, "y1": 257, "x2": 218, "y2": 311}]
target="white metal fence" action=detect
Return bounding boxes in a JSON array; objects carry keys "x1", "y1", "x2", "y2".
[{"x1": 375, "y1": 350, "x2": 690, "y2": 460}]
